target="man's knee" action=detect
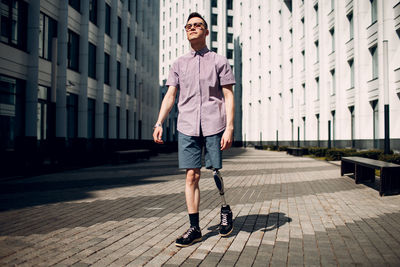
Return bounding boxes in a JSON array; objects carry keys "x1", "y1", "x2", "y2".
[{"x1": 186, "y1": 168, "x2": 200, "y2": 186}]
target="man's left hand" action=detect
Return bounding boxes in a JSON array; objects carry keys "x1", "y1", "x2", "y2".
[{"x1": 220, "y1": 129, "x2": 233, "y2": 151}]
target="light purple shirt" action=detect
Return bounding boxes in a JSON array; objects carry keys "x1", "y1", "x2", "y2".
[{"x1": 166, "y1": 47, "x2": 236, "y2": 137}]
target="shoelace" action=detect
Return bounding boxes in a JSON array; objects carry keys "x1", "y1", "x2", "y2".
[
  {"x1": 183, "y1": 227, "x2": 195, "y2": 239},
  {"x1": 221, "y1": 212, "x2": 229, "y2": 226}
]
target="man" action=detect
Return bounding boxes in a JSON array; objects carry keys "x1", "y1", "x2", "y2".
[{"x1": 152, "y1": 12, "x2": 235, "y2": 247}]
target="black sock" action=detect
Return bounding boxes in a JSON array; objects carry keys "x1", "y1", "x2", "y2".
[{"x1": 189, "y1": 213, "x2": 199, "y2": 228}]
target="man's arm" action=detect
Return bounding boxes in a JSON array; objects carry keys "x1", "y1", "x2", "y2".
[
  {"x1": 221, "y1": 85, "x2": 235, "y2": 150},
  {"x1": 153, "y1": 85, "x2": 178, "y2": 144}
]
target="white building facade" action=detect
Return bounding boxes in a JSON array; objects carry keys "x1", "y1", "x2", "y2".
[
  {"x1": 0, "y1": 0, "x2": 159, "y2": 162},
  {"x1": 237, "y1": 0, "x2": 400, "y2": 151}
]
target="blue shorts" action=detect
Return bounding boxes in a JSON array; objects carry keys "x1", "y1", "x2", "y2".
[{"x1": 178, "y1": 131, "x2": 223, "y2": 170}]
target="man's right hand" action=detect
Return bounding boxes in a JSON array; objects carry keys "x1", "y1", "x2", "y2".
[{"x1": 153, "y1": 126, "x2": 164, "y2": 144}]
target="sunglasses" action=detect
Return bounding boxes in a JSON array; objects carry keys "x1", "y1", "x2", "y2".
[{"x1": 184, "y1": 22, "x2": 205, "y2": 31}]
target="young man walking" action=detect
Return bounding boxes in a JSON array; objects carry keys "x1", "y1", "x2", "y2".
[{"x1": 152, "y1": 12, "x2": 235, "y2": 247}]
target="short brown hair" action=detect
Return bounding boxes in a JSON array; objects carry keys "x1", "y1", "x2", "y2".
[{"x1": 187, "y1": 12, "x2": 208, "y2": 29}]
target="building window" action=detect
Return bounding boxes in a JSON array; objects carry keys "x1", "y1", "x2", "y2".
[
  {"x1": 371, "y1": 100, "x2": 378, "y2": 148},
  {"x1": 227, "y1": 33, "x2": 233, "y2": 43},
  {"x1": 104, "y1": 52, "x2": 110, "y2": 85},
  {"x1": 67, "y1": 30, "x2": 80, "y2": 72},
  {"x1": 0, "y1": 0, "x2": 28, "y2": 50},
  {"x1": 0, "y1": 75, "x2": 25, "y2": 150},
  {"x1": 290, "y1": 88, "x2": 293, "y2": 107},
  {"x1": 314, "y1": 3, "x2": 318, "y2": 26},
  {"x1": 212, "y1": 47, "x2": 218, "y2": 53},
  {"x1": 331, "y1": 0, "x2": 334, "y2": 11},
  {"x1": 87, "y1": 98, "x2": 95, "y2": 139},
  {"x1": 290, "y1": 119, "x2": 294, "y2": 142},
  {"x1": 117, "y1": 61, "x2": 121, "y2": 90},
  {"x1": 127, "y1": 28, "x2": 130, "y2": 53},
  {"x1": 227, "y1": 16, "x2": 233, "y2": 27},
  {"x1": 227, "y1": 0, "x2": 233, "y2": 10},
  {"x1": 370, "y1": 0, "x2": 377, "y2": 24},
  {"x1": 69, "y1": 0, "x2": 80, "y2": 12},
  {"x1": 212, "y1": 14, "x2": 218, "y2": 25},
  {"x1": 349, "y1": 106, "x2": 355, "y2": 147},
  {"x1": 105, "y1": 3, "x2": 111, "y2": 36},
  {"x1": 330, "y1": 27, "x2": 335, "y2": 52},
  {"x1": 370, "y1": 45, "x2": 378, "y2": 79},
  {"x1": 116, "y1": 106, "x2": 120, "y2": 139},
  {"x1": 331, "y1": 110, "x2": 336, "y2": 143},
  {"x1": 301, "y1": 50, "x2": 305, "y2": 70},
  {"x1": 302, "y1": 83, "x2": 306, "y2": 104},
  {"x1": 211, "y1": 0, "x2": 217, "y2": 8},
  {"x1": 89, "y1": 0, "x2": 97, "y2": 25},
  {"x1": 211, "y1": 31, "x2": 217, "y2": 42},
  {"x1": 316, "y1": 114, "x2": 320, "y2": 146},
  {"x1": 126, "y1": 68, "x2": 130, "y2": 95},
  {"x1": 289, "y1": 58, "x2": 293, "y2": 77},
  {"x1": 126, "y1": 109, "x2": 129, "y2": 139},
  {"x1": 348, "y1": 59, "x2": 354, "y2": 88},
  {"x1": 301, "y1": 17, "x2": 304, "y2": 37},
  {"x1": 104, "y1": 103, "x2": 109, "y2": 139},
  {"x1": 227, "y1": 49, "x2": 233, "y2": 59},
  {"x1": 39, "y1": 13, "x2": 58, "y2": 61},
  {"x1": 302, "y1": 117, "x2": 306, "y2": 142},
  {"x1": 37, "y1": 85, "x2": 49, "y2": 141},
  {"x1": 88, "y1": 42, "x2": 96, "y2": 79},
  {"x1": 315, "y1": 77, "x2": 320, "y2": 100},
  {"x1": 67, "y1": 93, "x2": 78, "y2": 139},
  {"x1": 347, "y1": 12, "x2": 353, "y2": 40},
  {"x1": 330, "y1": 69, "x2": 336, "y2": 95},
  {"x1": 117, "y1": 17, "x2": 122, "y2": 45},
  {"x1": 315, "y1": 40, "x2": 319, "y2": 62}
]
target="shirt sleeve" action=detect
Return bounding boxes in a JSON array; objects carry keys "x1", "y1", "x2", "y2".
[
  {"x1": 165, "y1": 60, "x2": 179, "y2": 87},
  {"x1": 217, "y1": 56, "x2": 236, "y2": 86}
]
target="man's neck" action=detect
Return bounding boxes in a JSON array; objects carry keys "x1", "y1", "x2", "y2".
[{"x1": 191, "y1": 42, "x2": 207, "y2": 52}]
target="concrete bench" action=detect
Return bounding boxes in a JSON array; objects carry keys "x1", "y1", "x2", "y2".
[
  {"x1": 112, "y1": 149, "x2": 151, "y2": 164},
  {"x1": 286, "y1": 147, "x2": 307, "y2": 156},
  {"x1": 341, "y1": 156, "x2": 400, "y2": 196}
]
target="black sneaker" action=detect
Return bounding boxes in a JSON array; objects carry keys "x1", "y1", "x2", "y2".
[
  {"x1": 219, "y1": 205, "x2": 233, "y2": 237},
  {"x1": 175, "y1": 226, "x2": 202, "y2": 247}
]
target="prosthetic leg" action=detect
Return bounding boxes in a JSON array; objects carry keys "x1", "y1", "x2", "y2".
[{"x1": 213, "y1": 169, "x2": 227, "y2": 207}]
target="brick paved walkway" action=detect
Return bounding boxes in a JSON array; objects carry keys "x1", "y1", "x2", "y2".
[{"x1": 1, "y1": 147, "x2": 400, "y2": 266}]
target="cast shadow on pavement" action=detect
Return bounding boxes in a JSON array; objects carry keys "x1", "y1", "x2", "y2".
[{"x1": 203, "y1": 212, "x2": 292, "y2": 241}]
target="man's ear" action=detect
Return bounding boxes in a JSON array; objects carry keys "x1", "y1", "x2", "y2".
[{"x1": 205, "y1": 29, "x2": 209, "y2": 36}]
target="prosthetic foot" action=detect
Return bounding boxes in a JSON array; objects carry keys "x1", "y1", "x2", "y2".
[{"x1": 213, "y1": 169, "x2": 233, "y2": 236}]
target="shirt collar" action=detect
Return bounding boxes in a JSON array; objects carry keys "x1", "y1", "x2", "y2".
[{"x1": 191, "y1": 46, "x2": 210, "y2": 57}]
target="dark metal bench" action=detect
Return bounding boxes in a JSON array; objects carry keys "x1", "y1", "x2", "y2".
[
  {"x1": 112, "y1": 149, "x2": 151, "y2": 164},
  {"x1": 286, "y1": 147, "x2": 307, "y2": 156},
  {"x1": 341, "y1": 156, "x2": 400, "y2": 196}
]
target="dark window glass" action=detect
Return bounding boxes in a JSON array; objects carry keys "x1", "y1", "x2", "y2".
[
  {"x1": 116, "y1": 106, "x2": 120, "y2": 139},
  {"x1": 104, "y1": 53, "x2": 110, "y2": 85},
  {"x1": 227, "y1": 16, "x2": 233, "y2": 27},
  {"x1": 67, "y1": 93, "x2": 78, "y2": 139},
  {"x1": 126, "y1": 68, "x2": 130, "y2": 95},
  {"x1": 128, "y1": 0, "x2": 131, "y2": 12},
  {"x1": 127, "y1": 28, "x2": 130, "y2": 53},
  {"x1": 103, "y1": 103, "x2": 109, "y2": 139},
  {"x1": 89, "y1": 0, "x2": 97, "y2": 25},
  {"x1": 227, "y1": 49, "x2": 233, "y2": 59},
  {"x1": 87, "y1": 98, "x2": 95, "y2": 139},
  {"x1": 37, "y1": 85, "x2": 49, "y2": 140},
  {"x1": 227, "y1": 33, "x2": 233, "y2": 43},
  {"x1": 211, "y1": 0, "x2": 217, "y2": 8},
  {"x1": 88, "y1": 42, "x2": 96, "y2": 79},
  {"x1": 39, "y1": 13, "x2": 58, "y2": 60},
  {"x1": 117, "y1": 17, "x2": 122, "y2": 45},
  {"x1": 126, "y1": 109, "x2": 129, "y2": 139},
  {"x1": 135, "y1": 36, "x2": 138, "y2": 60},
  {"x1": 69, "y1": 0, "x2": 80, "y2": 12},
  {"x1": 227, "y1": 0, "x2": 233, "y2": 10},
  {"x1": 0, "y1": 0, "x2": 28, "y2": 50},
  {"x1": 212, "y1": 47, "x2": 218, "y2": 53},
  {"x1": 105, "y1": 3, "x2": 111, "y2": 36},
  {"x1": 117, "y1": 61, "x2": 121, "y2": 90},
  {"x1": 0, "y1": 74, "x2": 25, "y2": 150},
  {"x1": 67, "y1": 30, "x2": 80, "y2": 72},
  {"x1": 211, "y1": 14, "x2": 217, "y2": 25},
  {"x1": 211, "y1": 31, "x2": 217, "y2": 42}
]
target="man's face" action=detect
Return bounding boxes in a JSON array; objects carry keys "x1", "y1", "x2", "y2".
[{"x1": 185, "y1": 17, "x2": 208, "y2": 42}]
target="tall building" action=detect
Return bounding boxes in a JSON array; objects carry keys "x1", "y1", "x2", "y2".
[
  {"x1": 0, "y1": 0, "x2": 159, "y2": 167},
  {"x1": 159, "y1": 0, "x2": 239, "y2": 142},
  {"x1": 237, "y1": 0, "x2": 400, "y2": 150}
]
